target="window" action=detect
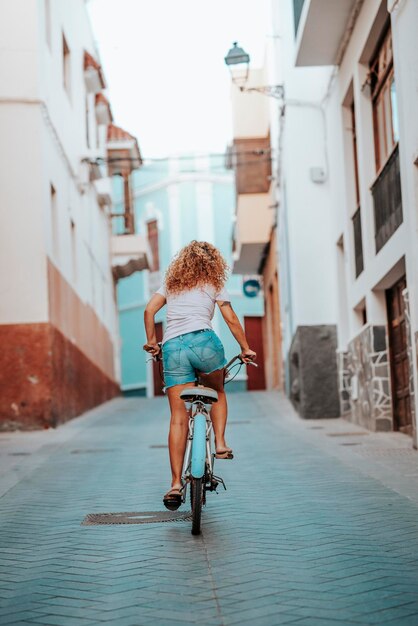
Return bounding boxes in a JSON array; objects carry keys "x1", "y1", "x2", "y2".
[
  {"x1": 351, "y1": 102, "x2": 360, "y2": 208},
  {"x1": 352, "y1": 208, "x2": 364, "y2": 278},
  {"x1": 45, "y1": 0, "x2": 51, "y2": 49},
  {"x1": 147, "y1": 220, "x2": 160, "y2": 271},
  {"x1": 370, "y1": 28, "x2": 399, "y2": 172},
  {"x1": 370, "y1": 26, "x2": 403, "y2": 252},
  {"x1": 62, "y1": 33, "x2": 71, "y2": 96}
]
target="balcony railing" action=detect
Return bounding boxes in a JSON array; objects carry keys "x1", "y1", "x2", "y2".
[{"x1": 372, "y1": 144, "x2": 403, "y2": 253}]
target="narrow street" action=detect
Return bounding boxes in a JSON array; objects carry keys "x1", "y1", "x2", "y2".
[{"x1": 1, "y1": 392, "x2": 418, "y2": 626}]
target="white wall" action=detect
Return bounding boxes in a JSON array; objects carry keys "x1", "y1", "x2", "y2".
[
  {"x1": 0, "y1": 0, "x2": 118, "y2": 344},
  {"x1": 325, "y1": 0, "x2": 415, "y2": 343},
  {"x1": 274, "y1": 0, "x2": 338, "y2": 356}
]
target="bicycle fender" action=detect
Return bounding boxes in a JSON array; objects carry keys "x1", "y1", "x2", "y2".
[{"x1": 191, "y1": 413, "x2": 206, "y2": 479}]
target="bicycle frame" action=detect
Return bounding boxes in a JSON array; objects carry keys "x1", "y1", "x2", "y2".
[{"x1": 182, "y1": 400, "x2": 214, "y2": 500}]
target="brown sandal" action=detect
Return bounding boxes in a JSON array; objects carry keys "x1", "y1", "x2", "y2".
[
  {"x1": 163, "y1": 487, "x2": 183, "y2": 511},
  {"x1": 215, "y1": 449, "x2": 234, "y2": 460}
]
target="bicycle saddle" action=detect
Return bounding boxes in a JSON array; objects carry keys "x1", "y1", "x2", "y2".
[{"x1": 180, "y1": 386, "x2": 218, "y2": 404}]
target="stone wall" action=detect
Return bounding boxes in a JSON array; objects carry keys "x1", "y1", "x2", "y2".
[
  {"x1": 337, "y1": 350, "x2": 351, "y2": 417},
  {"x1": 289, "y1": 325, "x2": 340, "y2": 419},
  {"x1": 346, "y1": 325, "x2": 392, "y2": 431}
]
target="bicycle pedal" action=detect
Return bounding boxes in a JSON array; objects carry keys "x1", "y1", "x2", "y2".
[{"x1": 212, "y1": 474, "x2": 227, "y2": 491}]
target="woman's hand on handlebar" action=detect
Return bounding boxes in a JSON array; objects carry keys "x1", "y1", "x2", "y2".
[
  {"x1": 240, "y1": 349, "x2": 257, "y2": 364},
  {"x1": 143, "y1": 342, "x2": 161, "y2": 357}
]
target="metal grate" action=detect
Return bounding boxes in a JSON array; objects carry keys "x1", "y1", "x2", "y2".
[
  {"x1": 228, "y1": 420, "x2": 251, "y2": 425},
  {"x1": 149, "y1": 444, "x2": 168, "y2": 449},
  {"x1": 82, "y1": 511, "x2": 192, "y2": 525},
  {"x1": 71, "y1": 448, "x2": 117, "y2": 454}
]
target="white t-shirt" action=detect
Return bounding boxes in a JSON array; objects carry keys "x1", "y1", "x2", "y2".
[{"x1": 156, "y1": 283, "x2": 230, "y2": 344}]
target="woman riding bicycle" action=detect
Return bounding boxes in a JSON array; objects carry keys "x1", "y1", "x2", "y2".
[{"x1": 143, "y1": 240, "x2": 256, "y2": 510}]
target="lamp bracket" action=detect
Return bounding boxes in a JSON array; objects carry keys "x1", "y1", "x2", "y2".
[{"x1": 239, "y1": 84, "x2": 285, "y2": 100}]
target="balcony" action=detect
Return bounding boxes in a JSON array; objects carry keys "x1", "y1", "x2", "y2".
[
  {"x1": 232, "y1": 192, "x2": 274, "y2": 274},
  {"x1": 111, "y1": 234, "x2": 150, "y2": 280},
  {"x1": 372, "y1": 145, "x2": 403, "y2": 253},
  {"x1": 294, "y1": 0, "x2": 359, "y2": 66}
]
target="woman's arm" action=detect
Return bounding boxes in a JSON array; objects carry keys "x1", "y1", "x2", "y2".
[
  {"x1": 216, "y1": 300, "x2": 257, "y2": 362},
  {"x1": 143, "y1": 293, "x2": 166, "y2": 355}
]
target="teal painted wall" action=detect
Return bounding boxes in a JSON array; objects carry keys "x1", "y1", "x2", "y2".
[{"x1": 115, "y1": 157, "x2": 264, "y2": 395}]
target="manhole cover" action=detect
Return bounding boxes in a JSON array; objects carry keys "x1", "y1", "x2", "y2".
[
  {"x1": 340, "y1": 442, "x2": 362, "y2": 446},
  {"x1": 327, "y1": 432, "x2": 368, "y2": 437},
  {"x1": 149, "y1": 444, "x2": 168, "y2": 449},
  {"x1": 71, "y1": 448, "x2": 117, "y2": 454},
  {"x1": 82, "y1": 511, "x2": 192, "y2": 525},
  {"x1": 8, "y1": 452, "x2": 31, "y2": 456}
]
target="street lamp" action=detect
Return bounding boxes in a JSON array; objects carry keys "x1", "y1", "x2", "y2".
[{"x1": 224, "y1": 42, "x2": 284, "y2": 100}]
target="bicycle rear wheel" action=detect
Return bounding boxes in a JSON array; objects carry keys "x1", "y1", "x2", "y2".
[{"x1": 190, "y1": 477, "x2": 204, "y2": 535}]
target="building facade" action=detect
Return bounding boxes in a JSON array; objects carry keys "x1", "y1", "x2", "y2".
[
  {"x1": 114, "y1": 155, "x2": 265, "y2": 397},
  {"x1": 228, "y1": 67, "x2": 283, "y2": 391},
  {"x1": 282, "y1": 0, "x2": 418, "y2": 446},
  {"x1": 0, "y1": 0, "x2": 147, "y2": 428}
]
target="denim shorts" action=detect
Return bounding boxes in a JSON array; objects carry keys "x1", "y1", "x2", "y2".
[{"x1": 162, "y1": 329, "x2": 227, "y2": 389}]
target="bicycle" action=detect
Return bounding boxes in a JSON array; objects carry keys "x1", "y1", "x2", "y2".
[{"x1": 152, "y1": 347, "x2": 257, "y2": 535}]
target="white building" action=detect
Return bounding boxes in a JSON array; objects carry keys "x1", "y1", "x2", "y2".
[
  {"x1": 0, "y1": 0, "x2": 147, "y2": 428},
  {"x1": 265, "y1": 2, "x2": 341, "y2": 419},
  {"x1": 276, "y1": 0, "x2": 417, "y2": 447}
]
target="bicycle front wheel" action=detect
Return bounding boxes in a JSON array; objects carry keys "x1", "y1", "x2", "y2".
[{"x1": 190, "y1": 477, "x2": 204, "y2": 535}]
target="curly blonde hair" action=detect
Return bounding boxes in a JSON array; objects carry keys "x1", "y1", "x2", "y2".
[{"x1": 165, "y1": 241, "x2": 229, "y2": 295}]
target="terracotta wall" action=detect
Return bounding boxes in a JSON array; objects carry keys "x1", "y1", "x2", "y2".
[
  {"x1": 0, "y1": 323, "x2": 119, "y2": 429},
  {"x1": 261, "y1": 229, "x2": 283, "y2": 390},
  {"x1": 0, "y1": 261, "x2": 119, "y2": 430},
  {"x1": 47, "y1": 259, "x2": 115, "y2": 381}
]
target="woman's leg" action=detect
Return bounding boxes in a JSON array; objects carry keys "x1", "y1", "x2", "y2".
[
  {"x1": 198, "y1": 369, "x2": 230, "y2": 452},
  {"x1": 166, "y1": 382, "x2": 195, "y2": 488}
]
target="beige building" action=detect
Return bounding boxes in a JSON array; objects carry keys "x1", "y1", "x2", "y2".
[
  {"x1": 228, "y1": 68, "x2": 283, "y2": 390},
  {"x1": 0, "y1": 0, "x2": 148, "y2": 428}
]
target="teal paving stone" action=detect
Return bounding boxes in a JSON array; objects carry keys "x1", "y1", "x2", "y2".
[
  {"x1": 349, "y1": 598, "x2": 417, "y2": 614},
  {"x1": 383, "y1": 617, "x2": 418, "y2": 626},
  {"x1": 1, "y1": 393, "x2": 418, "y2": 625},
  {"x1": 292, "y1": 617, "x2": 360, "y2": 626},
  {"x1": 228, "y1": 613, "x2": 304, "y2": 626},
  {"x1": 26, "y1": 616, "x2": 99, "y2": 626},
  {"x1": 0, "y1": 611, "x2": 49, "y2": 625}
]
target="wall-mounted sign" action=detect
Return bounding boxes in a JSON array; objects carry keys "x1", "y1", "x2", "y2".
[{"x1": 243, "y1": 277, "x2": 261, "y2": 298}]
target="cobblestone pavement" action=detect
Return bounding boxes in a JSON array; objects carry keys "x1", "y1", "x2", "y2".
[{"x1": 1, "y1": 391, "x2": 418, "y2": 626}]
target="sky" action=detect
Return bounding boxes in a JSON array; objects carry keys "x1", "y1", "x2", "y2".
[{"x1": 88, "y1": 0, "x2": 270, "y2": 159}]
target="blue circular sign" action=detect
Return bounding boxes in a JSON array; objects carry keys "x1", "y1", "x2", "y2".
[{"x1": 243, "y1": 279, "x2": 260, "y2": 298}]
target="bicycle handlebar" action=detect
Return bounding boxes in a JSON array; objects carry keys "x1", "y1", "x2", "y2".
[{"x1": 225, "y1": 354, "x2": 258, "y2": 370}]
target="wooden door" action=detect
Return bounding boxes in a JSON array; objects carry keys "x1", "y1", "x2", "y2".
[
  {"x1": 244, "y1": 316, "x2": 266, "y2": 391},
  {"x1": 386, "y1": 276, "x2": 412, "y2": 434},
  {"x1": 153, "y1": 322, "x2": 164, "y2": 396}
]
